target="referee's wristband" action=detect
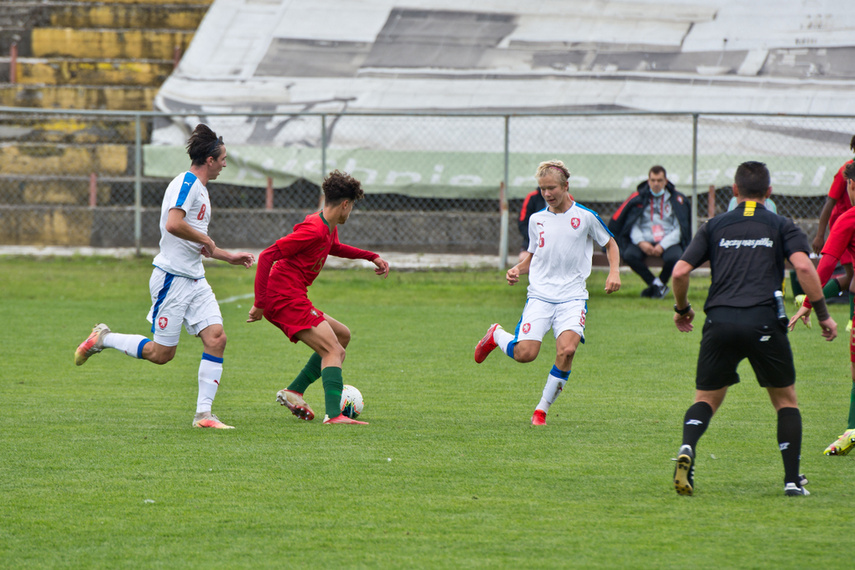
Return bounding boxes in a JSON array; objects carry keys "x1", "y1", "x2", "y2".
[
  {"x1": 812, "y1": 297, "x2": 830, "y2": 322},
  {"x1": 674, "y1": 303, "x2": 692, "y2": 316}
]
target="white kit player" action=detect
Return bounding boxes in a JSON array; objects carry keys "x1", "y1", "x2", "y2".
[
  {"x1": 475, "y1": 160, "x2": 621, "y2": 425},
  {"x1": 74, "y1": 124, "x2": 255, "y2": 429}
]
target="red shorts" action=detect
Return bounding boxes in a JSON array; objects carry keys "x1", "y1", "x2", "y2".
[
  {"x1": 264, "y1": 296, "x2": 325, "y2": 343},
  {"x1": 850, "y1": 323, "x2": 855, "y2": 364}
]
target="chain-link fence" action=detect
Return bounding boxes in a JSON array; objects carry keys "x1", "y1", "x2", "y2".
[{"x1": 1, "y1": 107, "x2": 853, "y2": 261}]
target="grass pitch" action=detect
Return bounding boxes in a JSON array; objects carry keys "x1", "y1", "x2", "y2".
[{"x1": 1, "y1": 256, "x2": 854, "y2": 568}]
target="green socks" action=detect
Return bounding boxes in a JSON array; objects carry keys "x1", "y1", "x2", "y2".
[
  {"x1": 287, "y1": 352, "x2": 322, "y2": 394},
  {"x1": 322, "y1": 366, "x2": 344, "y2": 419},
  {"x1": 848, "y1": 382, "x2": 855, "y2": 430},
  {"x1": 287, "y1": 355, "x2": 345, "y2": 419},
  {"x1": 822, "y1": 277, "x2": 842, "y2": 299}
]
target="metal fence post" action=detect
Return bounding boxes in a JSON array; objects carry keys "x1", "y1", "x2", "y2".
[
  {"x1": 9, "y1": 42, "x2": 17, "y2": 85},
  {"x1": 134, "y1": 114, "x2": 142, "y2": 255},
  {"x1": 691, "y1": 113, "x2": 699, "y2": 235},
  {"x1": 499, "y1": 115, "x2": 510, "y2": 269},
  {"x1": 318, "y1": 114, "x2": 327, "y2": 209}
]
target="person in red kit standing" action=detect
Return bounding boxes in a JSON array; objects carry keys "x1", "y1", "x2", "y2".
[
  {"x1": 791, "y1": 160, "x2": 855, "y2": 455},
  {"x1": 248, "y1": 170, "x2": 389, "y2": 425}
]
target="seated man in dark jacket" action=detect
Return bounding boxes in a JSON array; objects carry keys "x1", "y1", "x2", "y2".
[{"x1": 608, "y1": 166, "x2": 691, "y2": 298}]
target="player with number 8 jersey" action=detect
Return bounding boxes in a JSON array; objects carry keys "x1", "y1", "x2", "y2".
[{"x1": 73, "y1": 124, "x2": 256, "y2": 430}]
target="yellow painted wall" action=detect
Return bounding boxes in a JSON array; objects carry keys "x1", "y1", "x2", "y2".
[
  {"x1": 0, "y1": 85, "x2": 158, "y2": 110},
  {"x1": 50, "y1": 6, "x2": 207, "y2": 30},
  {"x1": 32, "y1": 29, "x2": 194, "y2": 60},
  {"x1": 16, "y1": 61, "x2": 173, "y2": 87},
  {"x1": 0, "y1": 144, "x2": 128, "y2": 175},
  {"x1": 0, "y1": 208, "x2": 94, "y2": 245}
]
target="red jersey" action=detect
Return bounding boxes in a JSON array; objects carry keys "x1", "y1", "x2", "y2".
[
  {"x1": 804, "y1": 206, "x2": 855, "y2": 310},
  {"x1": 254, "y1": 212, "x2": 378, "y2": 310},
  {"x1": 828, "y1": 159, "x2": 854, "y2": 228}
]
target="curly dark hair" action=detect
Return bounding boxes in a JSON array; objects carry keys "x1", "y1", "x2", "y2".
[
  {"x1": 322, "y1": 170, "x2": 365, "y2": 204},
  {"x1": 186, "y1": 124, "x2": 224, "y2": 166}
]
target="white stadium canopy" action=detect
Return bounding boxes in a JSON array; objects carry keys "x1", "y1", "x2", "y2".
[{"x1": 148, "y1": 0, "x2": 855, "y2": 200}]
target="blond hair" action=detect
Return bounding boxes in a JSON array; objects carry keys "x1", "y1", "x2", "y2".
[{"x1": 535, "y1": 160, "x2": 570, "y2": 184}]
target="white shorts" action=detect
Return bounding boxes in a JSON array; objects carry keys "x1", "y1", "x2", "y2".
[
  {"x1": 146, "y1": 267, "x2": 223, "y2": 347},
  {"x1": 514, "y1": 298, "x2": 587, "y2": 343}
]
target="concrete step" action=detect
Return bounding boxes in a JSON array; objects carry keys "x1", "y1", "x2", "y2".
[
  {"x1": 46, "y1": 4, "x2": 208, "y2": 30},
  {"x1": 0, "y1": 205, "x2": 96, "y2": 245},
  {"x1": 0, "y1": 58, "x2": 174, "y2": 86},
  {"x1": 0, "y1": 84, "x2": 158, "y2": 110},
  {"x1": 0, "y1": 175, "x2": 113, "y2": 205},
  {"x1": 1, "y1": 1, "x2": 208, "y2": 30},
  {"x1": 31, "y1": 27, "x2": 194, "y2": 60},
  {"x1": 0, "y1": 142, "x2": 129, "y2": 175},
  {"x1": 63, "y1": 0, "x2": 212, "y2": 5},
  {"x1": 0, "y1": 114, "x2": 151, "y2": 143}
]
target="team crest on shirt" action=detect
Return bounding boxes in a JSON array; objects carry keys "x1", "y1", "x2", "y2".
[
  {"x1": 522, "y1": 323, "x2": 531, "y2": 333},
  {"x1": 571, "y1": 217, "x2": 581, "y2": 229},
  {"x1": 158, "y1": 317, "x2": 168, "y2": 329}
]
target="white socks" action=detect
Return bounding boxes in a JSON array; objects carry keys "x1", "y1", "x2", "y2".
[
  {"x1": 536, "y1": 366, "x2": 570, "y2": 412},
  {"x1": 196, "y1": 354, "x2": 223, "y2": 414},
  {"x1": 495, "y1": 328, "x2": 515, "y2": 355},
  {"x1": 103, "y1": 332, "x2": 150, "y2": 359}
]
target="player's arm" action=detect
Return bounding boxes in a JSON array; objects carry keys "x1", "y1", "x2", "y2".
[
  {"x1": 789, "y1": 251, "x2": 837, "y2": 341},
  {"x1": 247, "y1": 242, "x2": 280, "y2": 322},
  {"x1": 602, "y1": 236, "x2": 621, "y2": 293},
  {"x1": 812, "y1": 197, "x2": 836, "y2": 253},
  {"x1": 671, "y1": 259, "x2": 696, "y2": 332},
  {"x1": 164, "y1": 207, "x2": 215, "y2": 255},
  {"x1": 207, "y1": 247, "x2": 255, "y2": 267},
  {"x1": 507, "y1": 252, "x2": 532, "y2": 286}
]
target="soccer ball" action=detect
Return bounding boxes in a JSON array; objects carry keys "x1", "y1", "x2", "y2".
[{"x1": 340, "y1": 384, "x2": 364, "y2": 419}]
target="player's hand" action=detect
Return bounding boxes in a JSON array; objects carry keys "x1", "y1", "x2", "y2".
[
  {"x1": 787, "y1": 305, "x2": 812, "y2": 331},
  {"x1": 247, "y1": 305, "x2": 263, "y2": 323},
  {"x1": 373, "y1": 257, "x2": 390, "y2": 278},
  {"x1": 507, "y1": 266, "x2": 520, "y2": 286},
  {"x1": 674, "y1": 309, "x2": 695, "y2": 332},
  {"x1": 605, "y1": 272, "x2": 620, "y2": 293},
  {"x1": 818, "y1": 316, "x2": 838, "y2": 341},
  {"x1": 232, "y1": 251, "x2": 255, "y2": 268},
  {"x1": 811, "y1": 235, "x2": 824, "y2": 254},
  {"x1": 200, "y1": 238, "x2": 216, "y2": 258}
]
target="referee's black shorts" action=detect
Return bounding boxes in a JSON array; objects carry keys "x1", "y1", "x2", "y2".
[{"x1": 695, "y1": 305, "x2": 795, "y2": 390}]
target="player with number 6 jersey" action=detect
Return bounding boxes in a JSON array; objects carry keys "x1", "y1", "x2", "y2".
[{"x1": 474, "y1": 159, "x2": 621, "y2": 426}]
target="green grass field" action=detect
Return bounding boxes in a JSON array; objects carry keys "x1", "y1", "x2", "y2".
[{"x1": 2, "y1": 256, "x2": 854, "y2": 568}]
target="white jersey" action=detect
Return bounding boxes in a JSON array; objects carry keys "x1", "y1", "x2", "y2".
[
  {"x1": 152, "y1": 171, "x2": 211, "y2": 279},
  {"x1": 526, "y1": 202, "x2": 613, "y2": 303}
]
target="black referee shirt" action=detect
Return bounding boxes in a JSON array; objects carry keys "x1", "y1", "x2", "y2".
[{"x1": 681, "y1": 201, "x2": 811, "y2": 311}]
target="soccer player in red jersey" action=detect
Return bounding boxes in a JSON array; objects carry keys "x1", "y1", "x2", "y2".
[
  {"x1": 791, "y1": 160, "x2": 855, "y2": 455},
  {"x1": 810, "y1": 135, "x2": 855, "y2": 309},
  {"x1": 247, "y1": 170, "x2": 389, "y2": 425}
]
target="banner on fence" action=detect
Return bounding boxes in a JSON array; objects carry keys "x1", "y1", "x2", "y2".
[{"x1": 144, "y1": 144, "x2": 844, "y2": 200}]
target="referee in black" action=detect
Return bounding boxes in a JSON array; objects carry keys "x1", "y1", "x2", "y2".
[{"x1": 670, "y1": 161, "x2": 837, "y2": 497}]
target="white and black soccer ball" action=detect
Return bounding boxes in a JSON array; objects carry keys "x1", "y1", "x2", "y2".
[{"x1": 340, "y1": 384, "x2": 364, "y2": 419}]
